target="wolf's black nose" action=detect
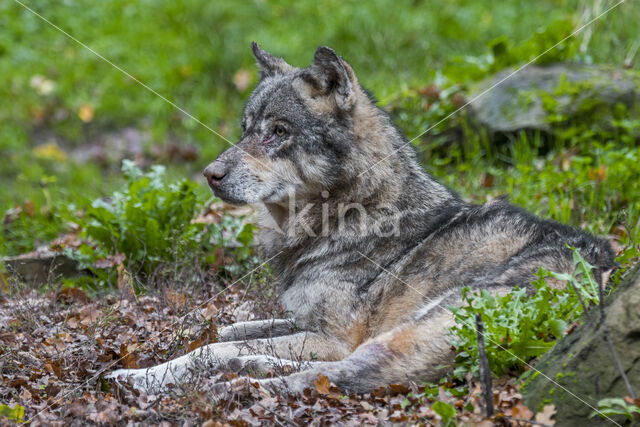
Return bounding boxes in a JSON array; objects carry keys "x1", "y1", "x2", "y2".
[{"x1": 203, "y1": 161, "x2": 227, "y2": 187}]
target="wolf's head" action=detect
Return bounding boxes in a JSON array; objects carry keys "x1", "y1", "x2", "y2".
[{"x1": 204, "y1": 43, "x2": 413, "y2": 208}]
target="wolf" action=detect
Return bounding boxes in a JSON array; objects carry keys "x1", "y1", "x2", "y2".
[{"x1": 107, "y1": 43, "x2": 615, "y2": 395}]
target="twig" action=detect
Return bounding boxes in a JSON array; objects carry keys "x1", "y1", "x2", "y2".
[
  {"x1": 475, "y1": 313, "x2": 494, "y2": 417},
  {"x1": 255, "y1": 402, "x2": 299, "y2": 427},
  {"x1": 598, "y1": 276, "x2": 636, "y2": 398}
]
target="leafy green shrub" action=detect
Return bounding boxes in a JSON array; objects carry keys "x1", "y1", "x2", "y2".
[
  {"x1": 78, "y1": 160, "x2": 201, "y2": 274},
  {"x1": 449, "y1": 247, "x2": 601, "y2": 378},
  {"x1": 591, "y1": 398, "x2": 640, "y2": 422},
  {"x1": 70, "y1": 160, "x2": 253, "y2": 281}
]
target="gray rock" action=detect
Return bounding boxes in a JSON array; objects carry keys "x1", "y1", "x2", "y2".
[
  {"x1": 468, "y1": 64, "x2": 640, "y2": 135},
  {"x1": 2, "y1": 246, "x2": 81, "y2": 285},
  {"x1": 522, "y1": 265, "x2": 640, "y2": 426}
]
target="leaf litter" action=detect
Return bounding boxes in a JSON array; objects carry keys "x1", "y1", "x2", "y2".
[{"x1": 0, "y1": 280, "x2": 555, "y2": 426}]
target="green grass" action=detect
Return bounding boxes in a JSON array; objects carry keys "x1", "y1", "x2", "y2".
[{"x1": 1, "y1": 0, "x2": 640, "y2": 260}]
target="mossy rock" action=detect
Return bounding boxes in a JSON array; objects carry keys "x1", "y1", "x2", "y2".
[
  {"x1": 468, "y1": 63, "x2": 640, "y2": 138},
  {"x1": 521, "y1": 265, "x2": 640, "y2": 426}
]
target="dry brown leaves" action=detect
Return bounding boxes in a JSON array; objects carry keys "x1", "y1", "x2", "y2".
[{"x1": 1, "y1": 282, "x2": 555, "y2": 426}]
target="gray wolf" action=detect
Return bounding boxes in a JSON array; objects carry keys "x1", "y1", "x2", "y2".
[{"x1": 107, "y1": 43, "x2": 615, "y2": 395}]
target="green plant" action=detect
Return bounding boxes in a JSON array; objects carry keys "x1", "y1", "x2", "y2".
[
  {"x1": 70, "y1": 160, "x2": 254, "y2": 283},
  {"x1": 79, "y1": 160, "x2": 202, "y2": 274},
  {"x1": 0, "y1": 404, "x2": 24, "y2": 422},
  {"x1": 432, "y1": 400, "x2": 457, "y2": 426},
  {"x1": 449, "y1": 247, "x2": 601, "y2": 379},
  {"x1": 590, "y1": 398, "x2": 640, "y2": 423}
]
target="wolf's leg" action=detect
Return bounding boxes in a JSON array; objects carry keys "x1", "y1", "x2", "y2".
[
  {"x1": 218, "y1": 318, "x2": 298, "y2": 342},
  {"x1": 218, "y1": 310, "x2": 457, "y2": 395},
  {"x1": 106, "y1": 331, "x2": 348, "y2": 393},
  {"x1": 225, "y1": 355, "x2": 325, "y2": 376}
]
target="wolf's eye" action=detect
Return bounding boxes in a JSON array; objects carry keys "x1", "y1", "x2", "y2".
[{"x1": 275, "y1": 125, "x2": 286, "y2": 137}]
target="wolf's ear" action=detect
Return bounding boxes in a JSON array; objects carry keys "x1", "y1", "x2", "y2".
[
  {"x1": 251, "y1": 42, "x2": 293, "y2": 78},
  {"x1": 305, "y1": 46, "x2": 357, "y2": 111}
]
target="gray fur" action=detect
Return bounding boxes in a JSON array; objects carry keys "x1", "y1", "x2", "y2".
[{"x1": 110, "y1": 45, "x2": 615, "y2": 395}]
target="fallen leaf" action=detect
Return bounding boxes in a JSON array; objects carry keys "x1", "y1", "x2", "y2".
[
  {"x1": 535, "y1": 404, "x2": 556, "y2": 425},
  {"x1": 418, "y1": 84, "x2": 440, "y2": 99},
  {"x1": 93, "y1": 253, "x2": 125, "y2": 269},
  {"x1": 56, "y1": 287, "x2": 89, "y2": 304},
  {"x1": 19, "y1": 387, "x2": 32, "y2": 401},
  {"x1": 481, "y1": 172, "x2": 494, "y2": 188},
  {"x1": 624, "y1": 396, "x2": 640, "y2": 407},
  {"x1": 512, "y1": 402, "x2": 534, "y2": 420},
  {"x1": 79, "y1": 304, "x2": 102, "y2": 326},
  {"x1": 315, "y1": 374, "x2": 331, "y2": 395},
  {"x1": 119, "y1": 343, "x2": 139, "y2": 369},
  {"x1": 201, "y1": 302, "x2": 219, "y2": 321},
  {"x1": 588, "y1": 165, "x2": 607, "y2": 182},
  {"x1": 388, "y1": 384, "x2": 409, "y2": 395},
  {"x1": 202, "y1": 420, "x2": 224, "y2": 427},
  {"x1": 44, "y1": 360, "x2": 63, "y2": 379},
  {"x1": 360, "y1": 401, "x2": 373, "y2": 411}
]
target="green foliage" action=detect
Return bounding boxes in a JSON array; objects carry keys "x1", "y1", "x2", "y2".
[
  {"x1": 591, "y1": 398, "x2": 640, "y2": 422},
  {"x1": 0, "y1": 404, "x2": 24, "y2": 422},
  {"x1": 449, "y1": 247, "x2": 601, "y2": 378},
  {"x1": 0, "y1": 162, "x2": 108, "y2": 256},
  {"x1": 431, "y1": 400, "x2": 457, "y2": 426},
  {"x1": 447, "y1": 18, "x2": 579, "y2": 82},
  {"x1": 70, "y1": 160, "x2": 253, "y2": 281},
  {"x1": 396, "y1": 380, "x2": 468, "y2": 425},
  {"x1": 77, "y1": 160, "x2": 201, "y2": 275},
  {"x1": 389, "y1": 17, "x2": 584, "y2": 140}
]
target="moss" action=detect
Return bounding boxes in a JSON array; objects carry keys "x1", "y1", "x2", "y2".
[
  {"x1": 553, "y1": 73, "x2": 595, "y2": 97},
  {"x1": 519, "y1": 369, "x2": 541, "y2": 392},
  {"x1": 540, "y1": 398, "x2": 553, "y2": 411},
  {"x1": 500, "y1": 102, "x2": 517, "y2": 121},
  {"x1": 517, "y1": 90, "x2": 537, "y2": 111},
  {"x1": 522, "y1": 267, "x2": 640, "y2": 425},
  {"x1": 555, "y1": 372, "x2": 575, "y2": 380},
  {"x1": 539, "y1": 90, "x2": 559, "y2": 113}
]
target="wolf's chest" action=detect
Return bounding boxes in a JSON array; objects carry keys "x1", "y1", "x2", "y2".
[{"x1": 279, "y1": 279, "x2": 361, "y2": 330}]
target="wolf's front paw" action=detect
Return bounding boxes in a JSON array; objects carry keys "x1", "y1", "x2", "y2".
[
  {"x1": 208, "y1": 376, "x2": 272, "y2": 400},
  {"x1": 105, "y1": 368, "x2": 161, "y2": 394}
]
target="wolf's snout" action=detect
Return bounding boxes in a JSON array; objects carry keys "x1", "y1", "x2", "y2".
[{"x1": 203, "y1": 161, "x2": 228, "y2": 187}]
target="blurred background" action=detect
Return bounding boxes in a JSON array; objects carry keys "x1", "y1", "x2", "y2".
[{"x1": 1, "y1": 0, "x2": 639, "y2": 262}]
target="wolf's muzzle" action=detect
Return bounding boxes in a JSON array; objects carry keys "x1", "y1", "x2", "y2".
[{"x1": 203, "y1": 160, "x2": 228, "y2": 188}]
